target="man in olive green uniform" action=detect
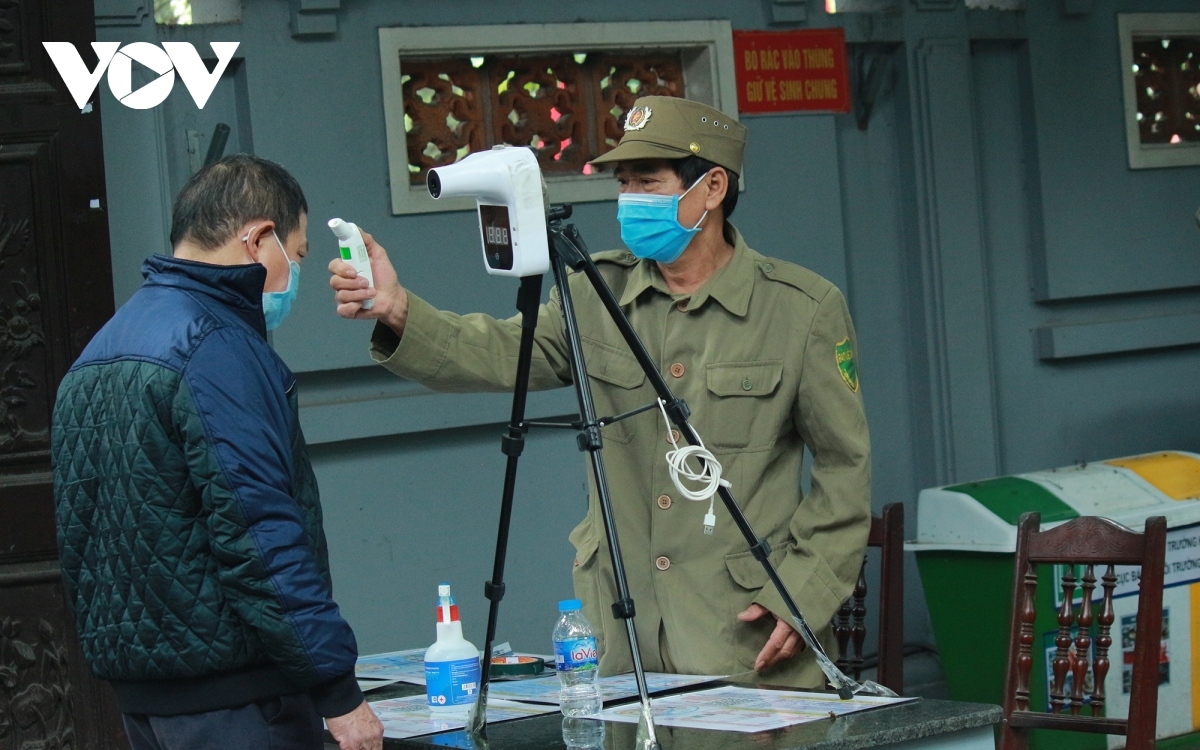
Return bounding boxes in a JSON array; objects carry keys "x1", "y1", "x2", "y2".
[{"x1": 328, "y1": 96, "x2": 871, "y2": 689}]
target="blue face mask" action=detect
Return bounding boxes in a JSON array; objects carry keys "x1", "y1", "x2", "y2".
[
  {"x1": 249, "y1": 228, "x2": 300, "y2": 331},
  {"x1": 617, "y1": 176, "x2": 709, "y2": 264}
]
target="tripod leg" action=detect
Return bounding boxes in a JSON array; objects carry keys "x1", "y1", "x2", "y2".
[
  {"x1": 549, "y1": 250, "x2": 660, "y2": 750},
  {"x1": 466, "y1": 274, "x2": 543, "y2": 738}
]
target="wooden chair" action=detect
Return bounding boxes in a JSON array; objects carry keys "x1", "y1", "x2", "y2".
[
  {"x1": 1001, "y1": 512, "x2": 1167, "y2": 750},
  {"x1": 831, "y1": 502, "x2": 905, "y2": 693}
]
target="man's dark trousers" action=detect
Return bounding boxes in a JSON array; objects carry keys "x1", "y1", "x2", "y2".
[{"x1": 122, "y1": 693, "x2": 323, "y2": 750}]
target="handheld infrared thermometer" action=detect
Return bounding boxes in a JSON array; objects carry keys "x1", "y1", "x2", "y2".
[{"x1": 328, "y1": 218, "x2": 375, "y2": 310}]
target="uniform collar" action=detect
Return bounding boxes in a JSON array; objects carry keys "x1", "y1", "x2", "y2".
[{"x1": 618, "y1": 224, "x2": 753, "y2": 318}]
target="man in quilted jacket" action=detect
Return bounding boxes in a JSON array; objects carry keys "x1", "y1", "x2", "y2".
[{"x1": 51, "y1": 155, "x2": 383, "y2": 750}]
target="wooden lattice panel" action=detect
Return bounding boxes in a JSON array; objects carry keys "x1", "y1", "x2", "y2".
[
  {"x1": 491, "y1": 55, "x2": 590, "y2": 175},
  {"x1": 1132, "y1": 36, "x2": 1200, "y2": 145},
  {"x1": 402, "y1": 59, "x2": 488, "y2": 183},
  {"x1": 401, "y1": 51, "x2": 684, "y2": 185}
]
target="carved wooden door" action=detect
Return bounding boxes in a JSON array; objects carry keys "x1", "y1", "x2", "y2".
[{"x1": 0, "y1": 0, "x2": 123, "y2": 747}]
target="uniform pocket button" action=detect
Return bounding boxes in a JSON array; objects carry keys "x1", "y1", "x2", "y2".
[
  {"x1": 741, "y1": 379, "x2": 753, "y2": 391},
  {"x1": 655, "y1": 556, "x2": 671, "y2": 571}
]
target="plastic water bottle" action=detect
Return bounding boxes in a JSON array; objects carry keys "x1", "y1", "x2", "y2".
[
  {"x1": 561, "y1": 716, "x2": 605, "y2": 748},
  {"x1": 425, "y1": 584, "x2": 481, "y2": 716},
  {"x1": 552, "y1": 599, "x2": 601, "y2": 717}
]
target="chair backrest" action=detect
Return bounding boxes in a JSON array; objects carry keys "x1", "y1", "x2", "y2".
[
  {"x1": 831, "y1": 502, "x2": 904, "y2": 693},
  {"x1": 1001, "y1": 512, "x2": 1167, "y2": 750}
]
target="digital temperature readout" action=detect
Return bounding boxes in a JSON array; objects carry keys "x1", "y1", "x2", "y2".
[
  {"x1": 478, "y1": 204, "x2": 514, "y2": 271},
  {"x1": 485, "y1": 226, "x2": 509, "y2": 245}
]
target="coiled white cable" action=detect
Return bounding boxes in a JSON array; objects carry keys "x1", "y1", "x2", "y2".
[{"x1": 656, "y1": 399, "x2": 731, "y2": 534}]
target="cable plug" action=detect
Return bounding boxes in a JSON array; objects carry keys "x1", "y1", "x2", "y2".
[{"x1": 703, "y1": 511, "x2": 716, "y2": 535}]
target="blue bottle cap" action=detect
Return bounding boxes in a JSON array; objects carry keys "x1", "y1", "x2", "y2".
[{"x1": 558, "y1": 599, "x2": 582, "y2": 612}]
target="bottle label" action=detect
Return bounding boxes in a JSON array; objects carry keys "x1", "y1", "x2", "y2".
[
  {"x1": 425, "y1": 656, "x2": 481, "y2": 707},
  {"x1": 554, "y1": 636, "x2": 598, "y2": 672}
]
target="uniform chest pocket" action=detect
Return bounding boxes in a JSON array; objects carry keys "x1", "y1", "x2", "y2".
[
  {"x1": 582, "y1": 336, "x2": 647, "y2": 444},
  {"x1": 703, "y1": 360, "x2": 784, "y2": 450}
]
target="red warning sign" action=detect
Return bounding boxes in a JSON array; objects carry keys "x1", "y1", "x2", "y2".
[{"x1": 733, "y1": 29, "x2": 851, "y2": 115}]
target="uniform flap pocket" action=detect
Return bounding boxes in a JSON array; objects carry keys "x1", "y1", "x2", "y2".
[
  {"x1": 706, "y1": 360, "x2": 784, "y2": 397},
  {"x1": 569, "y1": 522, "x2": 601, "y2": 567},
  {"x1": 582, "y1": 336, "x2": 646, "y2": 390},
  {"x1": 724, "y1": 544, "x2": 788, "y2": 590}
]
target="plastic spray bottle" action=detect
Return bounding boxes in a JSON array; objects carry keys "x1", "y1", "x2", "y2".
[
  {"x1": 424, "y1": 584, "x2": 481, "y2": 715},
  {"x1": 327, "y1": 218, "x2": 375, "y2": 310}
]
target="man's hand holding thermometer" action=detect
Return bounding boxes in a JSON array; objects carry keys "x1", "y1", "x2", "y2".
[
  {"x1": 326, "y1": 222, "x2": 411, "y2": 336},
  {"x1": 328, "y1": 219, "x2": 375, "y2": 309},
  {"x1": 330, "y1": 147, "x2": 544, "y2": 336}
]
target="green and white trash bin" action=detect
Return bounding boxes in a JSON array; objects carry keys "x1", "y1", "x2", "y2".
[{"x1": 909, "y1": 451, "x2": 1200, "y2": 750}]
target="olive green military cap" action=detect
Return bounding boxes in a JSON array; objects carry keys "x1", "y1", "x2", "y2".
[{"x1": 589, "y1": 96, "x2": 746, "y2": 175}]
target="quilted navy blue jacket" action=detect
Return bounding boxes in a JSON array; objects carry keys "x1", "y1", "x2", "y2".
[{"x1": 51, "y1": 255, "x2": 362, "y2": 717}]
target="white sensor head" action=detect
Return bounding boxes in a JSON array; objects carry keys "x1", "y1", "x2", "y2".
[
  {"x1": 427, "y1": 146, "x2": 549, "y2": 278},
  {"x1": 438, "y1": 584, "x2": 451, "y2": 597},
  {"x1": 327, "y1": 218, "x2": 353, "y2": 241}
]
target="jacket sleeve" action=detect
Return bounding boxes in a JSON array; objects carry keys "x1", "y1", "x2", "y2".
[
  {"x1": 369, "y1": 287, "x2": 573, "y2": 392},
  {"x1": 753, "y1": 286, "x2": 872, "y2": 634},
  {"x1": 176, "y1": 325, "x2": 363, "y2": 717}
]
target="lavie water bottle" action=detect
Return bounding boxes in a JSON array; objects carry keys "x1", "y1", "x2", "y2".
[{"x1": 552, "y1": 599, "x2": 601, "y2": 716}]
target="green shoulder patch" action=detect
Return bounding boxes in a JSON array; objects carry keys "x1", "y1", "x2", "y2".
[{"x1": 835, "y1": 338, "x2": 858, "y2": 393}]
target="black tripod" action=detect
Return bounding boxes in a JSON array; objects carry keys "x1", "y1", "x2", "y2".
[{"x1": 467, "y1": 204, "x2": 878, "y2": 745}]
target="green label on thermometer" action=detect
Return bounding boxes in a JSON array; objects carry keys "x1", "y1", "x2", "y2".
[{"x1": 339, "y1": 246, "x2": 352, "y2": 261}]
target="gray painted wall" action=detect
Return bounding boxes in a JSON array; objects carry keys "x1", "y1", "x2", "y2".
[{"x1": 92, "y1": 0, "x2": 1200, "y2": 689}]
